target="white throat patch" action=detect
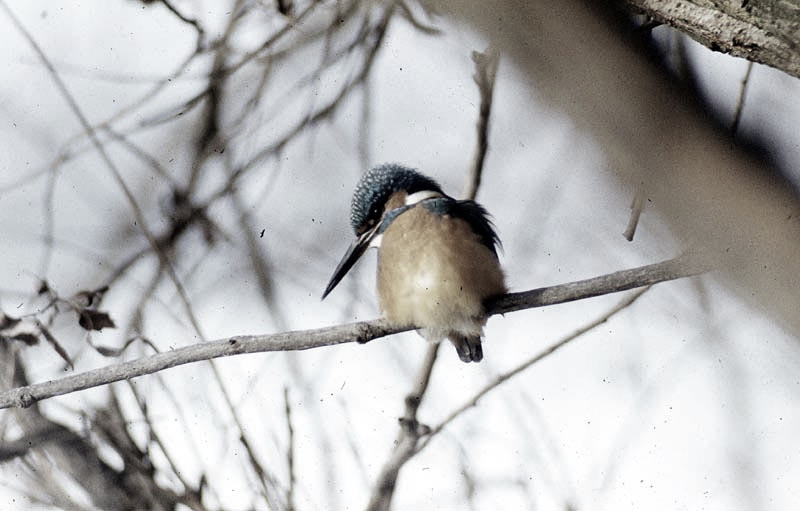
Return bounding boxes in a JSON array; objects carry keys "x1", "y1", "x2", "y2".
[
  {"x1": 370, "y1": 190, "x2": 441, "y2": 250},
  {"x1": 405, "y1": 190, "x2": 442, "y2": 205}
]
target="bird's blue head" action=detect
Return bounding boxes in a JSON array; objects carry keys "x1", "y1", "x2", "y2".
[
  {"x1": 350, "y1": 163, "x2": 444, "y2": 235},
  {"x1": 322, "y1": 163, "x2": 444, "y2": 299}
]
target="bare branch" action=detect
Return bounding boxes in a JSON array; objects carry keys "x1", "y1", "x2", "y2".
[
  {"x1": 0, "y1": 254, "x2": 709, "y2": 409},
  {"x1": 463, "y1": 48, "x2": 499, "y2": 201}
]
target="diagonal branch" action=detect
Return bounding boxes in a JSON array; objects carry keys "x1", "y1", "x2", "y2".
[{"x1": 0, "y1": 254, "x2": 710, "y2": 410}]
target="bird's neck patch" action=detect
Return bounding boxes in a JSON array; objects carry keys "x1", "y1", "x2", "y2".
[
  {"x1": 405, "y1": 190, "x2": 443, "y2": 205},
  {"x1": 377, "y1": 204, "x2": 413, "y2": 236},
  {"x1": 378, "y1": 190, "x2": 443, "y2": 237}
]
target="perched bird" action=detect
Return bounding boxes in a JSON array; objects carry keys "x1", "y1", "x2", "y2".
[{"x1": 322, "y1": 163, "x2": 506, "y2": 362}]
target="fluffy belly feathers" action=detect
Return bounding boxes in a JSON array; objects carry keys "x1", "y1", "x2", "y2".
[{"x1": 376, "y1": 207, "x2": 506, "y2": 339}]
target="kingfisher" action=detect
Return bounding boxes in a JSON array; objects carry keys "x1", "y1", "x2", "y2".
[{"x1": 322, "y1": 163, "x2": 506, "y2": 362}]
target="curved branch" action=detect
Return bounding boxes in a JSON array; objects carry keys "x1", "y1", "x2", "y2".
[{"x1": 0, "y1": 254, "x2": 710, "y2": 409}]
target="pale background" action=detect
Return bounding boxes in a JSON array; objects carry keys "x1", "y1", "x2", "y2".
[{"x1": 1, "y1": 1, "x2": 799, "y2": 510}]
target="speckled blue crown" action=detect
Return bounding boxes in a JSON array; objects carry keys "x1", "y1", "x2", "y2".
[{"x1": 350, "y1": 163, "x2": 443, "y2": 234}]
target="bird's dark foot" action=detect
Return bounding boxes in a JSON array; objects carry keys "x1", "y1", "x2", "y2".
[{"x1": 450, "y1": 334, "x2": 483, "y2": 363}]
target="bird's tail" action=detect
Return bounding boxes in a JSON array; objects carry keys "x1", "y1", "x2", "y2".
[{"x1": 448, "y1": 333, "x2": 483, "y2": 363}]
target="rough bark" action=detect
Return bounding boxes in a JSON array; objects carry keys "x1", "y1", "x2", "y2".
[{"x1": 622, "y1": 0, "x2": 800, "y2": 78}]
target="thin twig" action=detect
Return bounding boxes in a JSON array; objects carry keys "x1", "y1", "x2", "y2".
[
  {"x1": 217, "y1": 6, "x2": 393, "y2": 200},
  {"x1": 160, "y1": 0, "x2": 206, "y2": 52},
  {"x1": 284, "y1": 387, "x2": 296, "y2": 511},
  {"x1": 731, "y1": 61, "x2": 754, "y2": 134},
  {"x1": 124, "y1": 383, "x2": 197, "y2": 498},
  {"x1": 622, "y1": 190, "x2": 646, "y2": 241},
  {"x1": 395, "y1": 1, "x2": 441, "y2": 35},
  {"x1": 214, "y1": 360, "x2": 284, "y2": 509},
  {"x1": 463, "y1": 48, "x2": 499, "y2": 201}
]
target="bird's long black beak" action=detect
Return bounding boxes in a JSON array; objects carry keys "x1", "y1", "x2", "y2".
[{"x1": 321, "y1": 224, "x2": 380, "y2": 299}]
